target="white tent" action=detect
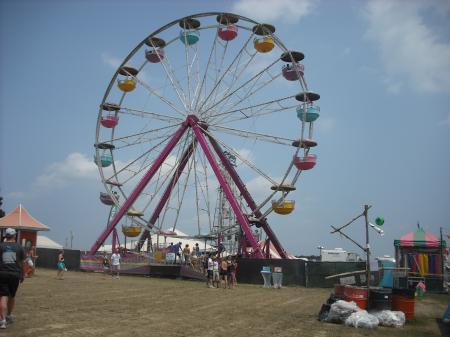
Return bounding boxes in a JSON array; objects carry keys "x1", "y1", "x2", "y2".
[
  {"x1": 37, "y1": 235, "x2": 63, "y2": 249},
  {"x1": 99, "y1": 228, "x2": 214, "y2": 253}
]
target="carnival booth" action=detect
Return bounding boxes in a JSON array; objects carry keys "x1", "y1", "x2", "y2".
[
  {"x1": 0, "y1": 204, "x2": 50, "y2": 277},
  {"x1": 394, "y1": 225, "x2": 447, "y2": 292}
]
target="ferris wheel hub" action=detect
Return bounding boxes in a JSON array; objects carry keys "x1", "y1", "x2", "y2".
[{"x1": 186, "y1": 114, "x2": 208, "y2": 129}]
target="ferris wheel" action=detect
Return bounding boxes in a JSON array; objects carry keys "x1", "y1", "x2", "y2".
[{"x1": 90, "y1": 12, "x2": 321, "y2": 259}]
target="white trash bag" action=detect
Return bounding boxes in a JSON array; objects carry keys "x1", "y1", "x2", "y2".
[
  {"x1": 327, "y1": 300, "x2": 361, "y2": 323},
  {"x1": 373, "y1": 310, "x2": 405, "y2": 328},
  {"x1": 345, "y1": 310, "x2": 379, "y2": 329}
]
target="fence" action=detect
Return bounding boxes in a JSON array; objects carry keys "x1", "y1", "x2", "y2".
[
  {"x1": 236, "y1": 258, "x2": 367, "y2": 287},
  {"x1": 35, "y1": 248, "x2": 80, "y2": 271}
]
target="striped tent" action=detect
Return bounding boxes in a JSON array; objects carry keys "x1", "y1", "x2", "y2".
[{"x1": 396, "y1": 227, "x2": 440, "y2": 247}]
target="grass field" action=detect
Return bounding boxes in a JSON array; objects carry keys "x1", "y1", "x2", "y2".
[{"x1": 3, "y1": 268, "x2": 448, "y2": 336}]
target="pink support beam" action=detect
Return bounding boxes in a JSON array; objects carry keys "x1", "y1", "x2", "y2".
[
  {"x1": 208, "y1": 136, "x2": 288, "y2": 259},
  {"x1": 190, "y1": 117, "x2": 263, "y2": 258},
  {"x1": 136, "y1": 140, "x2": 197, "y2": 250},
  {"x1": 88, "y1": 121, "x2": 189, "y2": 255},
  {"x1": 112, "y1": 228, "x2": 118, "y2": 253}
]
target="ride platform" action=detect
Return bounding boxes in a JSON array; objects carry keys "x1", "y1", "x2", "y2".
[{"x1": 80, "y1": 254, "x2": 206, "y2": 281}]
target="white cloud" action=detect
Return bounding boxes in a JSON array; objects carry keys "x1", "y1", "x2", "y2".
[
  {"x1": 34, "y1": 152, "x2": 98, "y2": 189},
  {"x1": 232, "y1": 0, "x2": 318, "y2": 24},
  {"x1": 235, "y1": 147, "x2": 254, "y2": 165},
  {"x1": 101, "y1": 52, "x2": 121, "y2": 69},
  {"x1": 245, "y1": 175, "x2": 274, "y2": 201},
  {"x1": 364, "y1": 0, "x2": 450, "y2": 94}
]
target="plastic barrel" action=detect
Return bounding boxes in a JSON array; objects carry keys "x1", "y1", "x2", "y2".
[
  {"x1": 334, "y1": 284, "x2": 346, "y2": 299},
  {"x1": 344, "y1": 286, "x2": 368, "y2": 310},
  {"x1": 392, "y1": 288, "x2": 415, "y2": 320},
  {"x1": 369, "y1": 288, "x2": 392, "y2": 311},
  {"x1": 392, "y1": 295, "x2": 415, "y2": 320}
]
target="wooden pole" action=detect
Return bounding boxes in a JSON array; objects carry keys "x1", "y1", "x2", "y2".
[
  {"x1": 364, "y1": 205, "x2": 371, "y2": 298},
  {"x1": 440, "y1": 227, "x2": 448, "y2": 293}
]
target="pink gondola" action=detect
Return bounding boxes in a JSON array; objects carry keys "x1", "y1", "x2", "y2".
[
  {"x1": 100, "y1": 192, "x2": 115, "y2": 206},
  {"x1": 218, "y1": 24, "x2": 238, "y2": 41},
  {"x1": 145, "y1": 48, "x2": 165, "y2": 63},
  {"x1": 293, "y1": 154, "x2": 317, "y2": 170},
  {"x1": 282, "y1": 63, "x2": 304, "y2": 81},
  {"x1": 101, "y1": 115, "x2": 119, "y2": 128}
]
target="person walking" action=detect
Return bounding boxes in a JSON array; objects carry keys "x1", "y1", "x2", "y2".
[
  {"x1": 231, "y1": 257, "x2": 238, "y2": 287},
  {"x1": 212, "y1": 256, "x2": 220, "y2": 288},
  {"x1": 182, "y1": 244, "x2": 191, "y2": 266},
  {"x1": 102, "y1": 253, "x2": 110, "y2": 274},
  {"x1": 226, "y1": 255, "x2": 233, "y2": 289},
  {"x1": 0, "y1": 228, "x2": 25, "y2": 329},
  {"x1": 194, "y1": 243, "x2": 200, "y2": 258},
  {"x1": 56, "y1": 250, "x2": 66, "y2": 280},
  {"x1": 220, "y1": 257, "x2": 228, "y2": 289},
  {"x1": 206, "y1": 254, "x2": 214, "y2": 288},
  {"x1": 110, "y1": 250, "x2": 121, "y2": 279}
]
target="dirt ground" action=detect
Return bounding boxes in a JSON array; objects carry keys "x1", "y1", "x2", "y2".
[{"x1": 2, "y1": 268, "x2": 448, "y2": 337}]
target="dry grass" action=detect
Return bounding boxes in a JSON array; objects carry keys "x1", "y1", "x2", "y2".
[{"x1": 3, "y1": 269, "x2": 448, "y2": 337}]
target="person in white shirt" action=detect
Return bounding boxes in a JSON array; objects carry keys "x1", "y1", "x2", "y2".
[
  {"x1": 110, "y1": 250, "x2": 121, "y2": 279},
  {"x1": 212, "y1": 256, "x2": 220, "y2": 288},
  {"x1": 206, "y1": 255, "x2": 214, "y2": 288}
]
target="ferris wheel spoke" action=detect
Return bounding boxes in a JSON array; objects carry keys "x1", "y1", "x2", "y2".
[
  {"x1": 120, "y1": 107, "x2": 184, "y2": 123},
  {"x1": 183, "y1": 40, "x2": 193, "y2": 111},
  {"x1": 104, "y1": 132, "x2": 175, "y2": 184},
  {"x1": 201, "y1": 57, "x2": 280, "y2": 118},
  {"x1": 201, "y1": 128, "x2": 278, "y2": 187},
  {"x1": 121, "y1": 68, "x2": 186, "y2": 117},
  {"x1": 192, "y1": 149, "x2": 203, "y2": 235},
  {"x1": 208, "y1": 94, "x2": 295, "y2": 124},
  {"x1": 203, "y1": 44, "x2": 257, "y2": 118},
  {"x1": 161, "y1": 132, "x2": 197, "y2": 232},
  {"x1": 208, "y1": 41, "x2": 231, "y2": 113},
  {"x1": 198, "y1": 147, "x2": 213, "y2": 232},
  {"x1": 155, "y1": 132, "x2": 193, "y2": 229},
  {"x1": 216, "y1": 103, "x2": 298, "y2": 126},
  {"x1": 210, "y1": 125, "x2": 295, "y2": 146},
  {"x1": 158, "y1": 55, "x2": 190, "y2": 112},
  {"x1": 108, "y1": 125, "x2": 179, "y2": 150},
  {"x1": 146, "y1": 37, "x2": 191, "y2": 111},
  {"x1": 192, "y1": 32, "x2": 219, "y2": 112},
  {"x1": 197, "y1": 33, "x2": 254, "y2": 113},
  {"x1": 194, "y1": 148, "x2": 214, "y2": 235},
  {"x1": 217, "y1": 70, "x2": 282, "y2": 118}
]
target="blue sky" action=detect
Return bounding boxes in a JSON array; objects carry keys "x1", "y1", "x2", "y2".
[{"x1": 1, "y1": 0, "x2": 449, "y2": 260}]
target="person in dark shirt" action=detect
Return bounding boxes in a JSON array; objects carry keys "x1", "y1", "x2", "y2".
[{"x1": 0, "y1": 228, "x2": 25, "y2": 329}]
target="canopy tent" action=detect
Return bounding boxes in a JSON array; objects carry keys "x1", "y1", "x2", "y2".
[
  {"x1": 100, "y1": 228, "x2": 214, "y2": 253},
  {"x1": 0, "y1": 204, "x2": 50, "y2": 232},
  {"x1": 394, "y1": 225, "x2": 447, "y2": 291},
  {"x1": 37, "y1": 235, "x2": 63, "y2": 249},
  {"x1": 394, "y1": 227, "x2": 443, "y2": 248},
  {"x1": 0, "y1": 204, "x2": 50, "y2": 249},
  {"x1": 258, "y1": 240, "x2": 297, "y2": 259}
]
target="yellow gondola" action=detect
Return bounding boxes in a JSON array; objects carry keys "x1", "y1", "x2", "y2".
[
  {"x1": 122, "y1": 225, "x2": 142, "y2": 237},
  {"x1": 254, "y1": 36, "x2": 275, "y2": 53},
  {"x1": 272, "y1": 200, "x2": 295, "y2": 215},
  {"x1": 127, "y1": 209, "x2": 144, "y2": 216},
  {"x1": 117, "y1": 78, "x2": 136, "y2": 92}
]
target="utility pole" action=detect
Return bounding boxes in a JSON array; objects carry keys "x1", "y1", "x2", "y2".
[
  {"x1": 70, "y1": 231, "x2": 74, "y2": 249},
  {"x1": 364, "y1": 205, "x2": 371, "y2": 297}
]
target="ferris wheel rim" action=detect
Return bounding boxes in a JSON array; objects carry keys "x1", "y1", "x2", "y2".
[{"x1": 93, "y1": 12, "x2": 319, "y2": 257}]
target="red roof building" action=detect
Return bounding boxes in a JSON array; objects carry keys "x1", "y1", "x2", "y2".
[{"x1": 0, "y1": 204, "x2": 49, "y2": 248}]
